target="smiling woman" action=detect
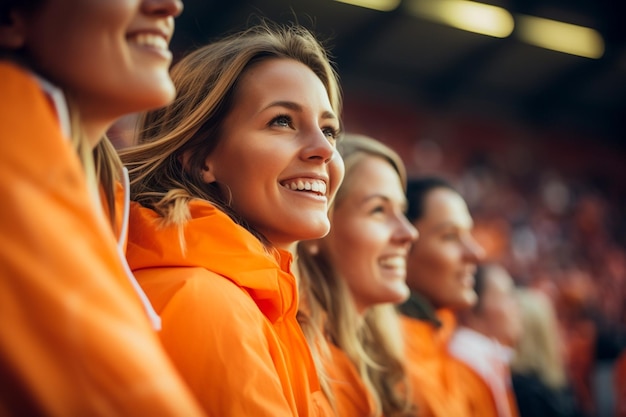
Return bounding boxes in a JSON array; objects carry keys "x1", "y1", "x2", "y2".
[
  {"x1": 297, "y1": 134, "x2": 418, "y2": 417},
  {"x1": 119, "y1": 21, "x2": 343, "y2": 416},
  {"x1": 0, "y1": 0, "x2": 205, "y2": 415}
]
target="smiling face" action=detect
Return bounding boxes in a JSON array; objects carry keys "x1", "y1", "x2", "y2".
[
  {"x1": 322, "y1": 155, "x2": 418, "y2": 312},
  {"x1": 406, "y1": 187, "x2": 485, "y2": 311},
  {"x1": 4, "y1": 0, "x2": 182, "y2": 143},
  {"x1": 202, "y1": 58, "x2": 343, "y2": 250}
]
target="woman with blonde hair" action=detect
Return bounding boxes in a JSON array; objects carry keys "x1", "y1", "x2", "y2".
[
  {"x1": 297, "y1": 134, "x2": 418, "y2": 417},
  {"x1": 511, "y1": 288, "x2": 582, "y2": 417},
  {"x1": 120, "y1": 21, "x2": 343, "y2": 416},
  {"x1": 0, "y1": 0, "x2": 205, "y2": 415}
]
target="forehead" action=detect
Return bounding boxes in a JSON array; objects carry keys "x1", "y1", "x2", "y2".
[
  {"x1": 236, "y1": 58, "x2": 327, "y2": 102},
  {"x1": 420, "y1": 188, "x2": 472, "y2": 228},
  {"x1": 338, "y1": 155, "x2": 404, "y2": 204}
]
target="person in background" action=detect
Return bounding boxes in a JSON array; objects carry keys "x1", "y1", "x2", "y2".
[
  {"x1": 511, "y1": 288, "x2": 584, "y2": 417},
  {"x1": 450, "y1": 263, "x2": 523, "y2": 417},
  {"x1": 398, "y1": 176, "x2": 485, "y2": 417},
  {"x1": 120, "y1": 21, "x2": 343, "y2": 417},
  {"x1": 0, "y1": 0, "x2": 206, "y2": 415},
  {"x1": 297, "y1": 134, "x2": 418, "y2": 417}
]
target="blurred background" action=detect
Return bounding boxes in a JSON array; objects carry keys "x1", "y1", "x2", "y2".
[{"x1": 112, "y1": 1, "x2": 626, "y2": 415}]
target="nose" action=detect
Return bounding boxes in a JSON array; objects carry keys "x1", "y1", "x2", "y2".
[
  {"x1": 463, "y1": 234, "x2": 486, "y2": 262},
  {"x1": 301, "y1": 128, "x2": 336, "y2": 164},
  {"x1": 142, "y1": 0, "x2": 184, "y2": 18},
  {"x1": 394, "y1": 213, "x2": 419, "y2": 246}
]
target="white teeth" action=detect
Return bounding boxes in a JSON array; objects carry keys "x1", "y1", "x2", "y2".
[
  {"x1": 130, "y1": 33, "x2": 168, "y2": 51},
  {"x1": 282, "y1": 179, "x2": 327, "y2": 195},
  {"x1": 379, "y1": 257, "x2": 406, "y2": 269}
]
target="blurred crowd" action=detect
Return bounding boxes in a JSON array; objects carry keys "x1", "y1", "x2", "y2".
[{"x1": 342, "y1": 95, "x2": 626, "y2": 416}]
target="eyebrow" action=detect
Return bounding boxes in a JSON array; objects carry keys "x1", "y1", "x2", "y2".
[
  {"x1": 263, "y1": 100, "x2": 338, "y2": 121},
  {"x1": 361, "y1": 194, "x2": 408, "y2": 210}
]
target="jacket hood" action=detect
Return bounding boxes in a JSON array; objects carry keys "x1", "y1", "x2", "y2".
[{"x1": 126, "y1": 200, "x2": 296, "y2": 323}]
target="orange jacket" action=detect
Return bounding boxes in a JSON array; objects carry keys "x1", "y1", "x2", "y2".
[
  {"x1": 324, "y1": 343, "x2": 376, "y2": 417},
  {"x1": 0, "y1": 62, "x2": 203, "y2": 416},
  {"x1": 400, "y1": 309, "x2": 474, "y2": 417},
  {"x1": 126, "y1": 200, "x2": 333, "y2": 417},
  {"x1": 449, "y1": 327, "x2": 519, "y2": 417}
]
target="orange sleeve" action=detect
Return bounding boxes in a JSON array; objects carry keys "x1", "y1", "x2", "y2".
[
  {"x1": 0, "y1": 63, "x2": 204, "y2": 416},
  {"x1": 324, "y1": 343, "x2": 376, "y2": 417},
  {"x1": 453, "y1": 360, "x2": 499, "y2": 417},
  {"x1": 401, "y1": 315, "x2": 473, "y2": 417},
  {"x1": 136, "y1": 267, "x2": 300, "y2": 417}
]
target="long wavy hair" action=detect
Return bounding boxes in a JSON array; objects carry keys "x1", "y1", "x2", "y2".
[
  {"x1": 1, "y1": 0, "x2": 122, "y2": 227},
  {"x1": 511, "y1": 288, "x2": 568, "y2": 390},
  {"x1": 119, "y1": 21, "x2": 342, "y2": 247},
  {"x1": 297, "y1": 134, "x2": 414, "y2": 417}
]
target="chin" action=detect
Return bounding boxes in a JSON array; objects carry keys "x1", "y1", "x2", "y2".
[{"x1": 301, "y1": 220, "x2": 331, "y2": 240}]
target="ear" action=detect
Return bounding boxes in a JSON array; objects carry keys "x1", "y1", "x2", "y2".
[
  {"x1": 0, "y1": 10, "x2": 28, "y2": 50},
  {"x1": 180, "y1": 150, "x2": 217, "y2": 184},
  {"x1": 201, "y1": 160, "x2": 216, "y2": 184}
]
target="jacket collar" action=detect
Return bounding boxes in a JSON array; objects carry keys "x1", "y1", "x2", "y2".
[{"x1": 127, "y1": 199, "x2": 296, "y2": 323}]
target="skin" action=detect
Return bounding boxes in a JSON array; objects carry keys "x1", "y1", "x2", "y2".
[
  {"x1": 406, "y1": 187, "x2": 485, "y2": 311},
  {"x1": 323, "y1": 155, "x2": 418, "y2": 313},
  {"x1": 465, "y1": 266, "x2": 522, "y2": 348},
  {"x1": 202, "y1": 58, "x2": 344, "y2": 251},
  {"x1": 2, "y1": 0, "x2": 183, "y2": 146}
]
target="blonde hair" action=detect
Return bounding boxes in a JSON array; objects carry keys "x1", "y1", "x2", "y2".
[
  {"x1": 297, "y1": 134, "x2": 413, "y2": 417},
  {"x1": 511, "y1": 288, "x2": 568, "y2": 389},
  {"x1": 119, "y1": 21, "x2": 341, "y2": 246}
]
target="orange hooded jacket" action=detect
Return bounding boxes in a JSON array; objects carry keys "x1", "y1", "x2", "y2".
[
  {"x1": 449, "y1": 327, "x2": 520, "y2": 417},
  {"x1": 324, "y1": 342, "x2": 376, "y2": 417},
  {"x1": 126, "y1": 200, "x2": 333, "y2": 417},
  {"x1": 399, "y1": 293, "x2": 489, "y2": 417},
  {"x1": 400, "y1": 309, "x2": 474, "y2": 417},
  {"x1": 0, "y1": 62, "x2": 204, "y2": 416}
]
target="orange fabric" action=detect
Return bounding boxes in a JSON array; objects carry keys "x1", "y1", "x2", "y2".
[
  {"x1": 615, "y1": 350, "x2": 626, "y2": 417},
  {"x1": 0, "y1": 62, "x2": 203, "y2": 416},
  {"x1": 325, "y1": 343, "x2": 376, "y2": 417},
  {"x1": 126, "y1": 200, "x2": 333, "y2": 417},
  {"x1": 449, "y1": 327, "x2": 519, "y2": 417},
  {"x1": 400, "y1": 310, "x2": 474, "y2": 417},
  {"x1": 455, "y1": 360, "x2": 519, "y2": 417}
]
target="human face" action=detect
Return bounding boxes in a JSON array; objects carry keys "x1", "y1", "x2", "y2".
[
  {"x1": 204, "y1": 58, "x2": 343, "y2": 251},
  {"x1": 406, "y1": 188, "x2": 485, "y2": 311},
  {"x1": 322, "y1": 156, "x2": 418, "y2": 313},
  {"x1": 11, "y1": 0, "x2": 182, "y2": 145},
  {"x1": 472, "y1": 267, "x2": 522, "y2": 347}
]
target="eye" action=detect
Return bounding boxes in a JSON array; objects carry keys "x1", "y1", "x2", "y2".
[
  {"x1": 442, "y1": 231, "x2": 460, "y2": 241},
  {"x1": 270, "y1": 114, "x2": 293, "y2": 129},
  {"x1": 322, "y1": 126, "x2": 339, "y2": 142},
  {"x1": 369, "y1": 205, "x2": 386, "y2": 215}
]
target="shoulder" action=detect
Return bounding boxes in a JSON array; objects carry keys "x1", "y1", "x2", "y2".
[{"x1": 138, "y1": 266, "x2": 268, "y2": 328}]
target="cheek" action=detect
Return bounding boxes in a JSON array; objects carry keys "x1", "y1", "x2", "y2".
[{"x1": 328, "y1": 152, "x2": 345, "y2": 199}]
